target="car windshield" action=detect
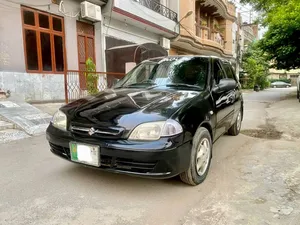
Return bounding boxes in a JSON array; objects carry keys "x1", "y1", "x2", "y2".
[{"x1": 114, "y1": 57, "x2": 209, "y2": 90}]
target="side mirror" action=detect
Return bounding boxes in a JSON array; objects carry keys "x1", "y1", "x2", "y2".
[{"x1": 213, "y1": 78, "x2": 237, "y2": 93}]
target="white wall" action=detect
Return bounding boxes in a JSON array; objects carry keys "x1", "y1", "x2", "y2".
[
  {"x1": 0, "y1": 0, "x2": 25, "y2": 72},
  {"x1": 113, "y1": 0, "x2": 178, "y2": 33},
  {"x1": 0, "y1": 0, "x2": 104, "y2": 72},
  {"x1": 103, "y1": 18, "x2": 160, "y2": 45},
  {"x1": 0, "y1": 71, "x2": 65, "y2": 101}
]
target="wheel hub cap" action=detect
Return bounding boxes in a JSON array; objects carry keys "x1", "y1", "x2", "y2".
[
  {"x1": 196, "y1": 138, "x2": 210, "y2": 176},
  {"x1": 237, "y1": 112, "x2": 242, "y2": 131}
]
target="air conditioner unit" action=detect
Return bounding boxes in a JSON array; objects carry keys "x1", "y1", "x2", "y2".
[
  {"x1": 81, "y1": 1, "x2": 102, "y2": 22},
  {"x1": 160, "y1": 37, "x2": 170, "y2": 50}
]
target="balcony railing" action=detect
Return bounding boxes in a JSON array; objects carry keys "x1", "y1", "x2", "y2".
[
  {"x1": 133, "y1": 0, "x2": 178, "y2": 22},
  {"x1": 195, "y1": 24, "x2": 225, "y2": 48}
]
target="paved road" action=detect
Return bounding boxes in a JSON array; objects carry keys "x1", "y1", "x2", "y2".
[
  {"x1": 243, "y1": 87, "x2": 296, "y2": 102},
  {"x1": 0, "y1": 87, "x2": 298, "y2": 225}
]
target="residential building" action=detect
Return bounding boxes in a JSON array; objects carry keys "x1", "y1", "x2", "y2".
[
  {"x1": 0, "y1": 0, "x2": 179, "y2": 102},
  {"x1": 234, "y1": 13, "x2": 245, "y2": 78},
  {"x1": 241, "y1": 22, "x2": 258, "y2": 48},
  {"x1": 0, "y1": 0, "x2": 109, "y2": 102},
  {"x1": 102, "y1": 0, "x2": 179, "y2": 74},
  {"x1": 268, "y1": 69, "x2": 300, "y2": 86},
  {"x1": 170, "y1": 0, "x2": 237, "y2": 62}
]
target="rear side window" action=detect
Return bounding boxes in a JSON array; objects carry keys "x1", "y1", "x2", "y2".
[{"x1": 223, "y1": 62, "x2": 236, "y2": 80}]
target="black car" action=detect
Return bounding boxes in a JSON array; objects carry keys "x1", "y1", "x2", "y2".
[{"x1": 46, "y1": 56, "x2": 243, "y2": 185}]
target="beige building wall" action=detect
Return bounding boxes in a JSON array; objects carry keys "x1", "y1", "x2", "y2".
[
  {"x1": 171, "y1": 0, "x2": 236, "y2": 59},
  {"x1": 179, "y1": 0, "x2": 195, "y2": 36}
]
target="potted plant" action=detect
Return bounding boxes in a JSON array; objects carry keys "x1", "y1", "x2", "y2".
[
  {"x1": 201, "y1": 20, "x2": 208, "y2": 26},
  {"x1": 85, "y1": 58, "x2": 99, "y2": 95}
]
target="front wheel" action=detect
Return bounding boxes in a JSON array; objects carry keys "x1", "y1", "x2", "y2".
[
  {"x1": 297, "y1": 90, "x2": 299, "y2": 99},
  {"x1": 180, "y1": 127, "x2": 212, "y2": 186},
  {"x1": 228, "y1": 110, "x2": 242, "y2": 136}
]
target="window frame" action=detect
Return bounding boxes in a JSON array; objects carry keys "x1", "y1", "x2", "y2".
[
  {"x1": 212, "y1": 59, "x2": 227, "y2": 85},
  {"x1": 21, "y1": 6, "x2": 67, "y2": 74},
  {"x1": 222, "y1": 60, "x2": 238, "y2": 81}
]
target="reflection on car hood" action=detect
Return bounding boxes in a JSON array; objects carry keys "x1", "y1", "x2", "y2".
[{"x1": 61, "y1": 88, "x2": 200, "y2": 128}]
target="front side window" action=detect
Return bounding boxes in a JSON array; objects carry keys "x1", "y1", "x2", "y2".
[
  {"x1": 21, "y1": 7, "x2": 65, "y2": 73},
  {"x1": 213, "y1": 60, "x2": 226, "y2": 85},
  {"x1": 223, "y1": 62, "x2": 236, "y2": 80},
  {"x1": 115, "y1": 57, "x2": 209, "y2": 90}
]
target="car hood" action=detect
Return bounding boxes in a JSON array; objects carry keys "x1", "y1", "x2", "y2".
[{"x1": 61, "y1": 88, "x2": 200, "y2": 129}]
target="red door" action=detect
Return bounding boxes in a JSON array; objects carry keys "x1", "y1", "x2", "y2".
[{"x1": 77, "y1": 21, "x2": 95, "y2": 89}]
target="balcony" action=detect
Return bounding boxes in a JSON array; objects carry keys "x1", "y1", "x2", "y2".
[
  {"x1": 195, "y1": 24, "x2": 225, "y2": 49},
  {"x1": 133, "y1": 0, "x2": 178, "y2": 22},
  {"x1": 103, "y1": 0, "x2": 179, "y2": 38},
  {"x1": 242, "y1": 25, "x2": 256, "y2": 43},
  {"x1": 196, "y1": 0, "x2": 236, "y2": 21}
]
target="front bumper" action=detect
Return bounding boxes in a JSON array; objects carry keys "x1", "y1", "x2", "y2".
[{"x1": 46, "y1": 124, "x2": 192, "y2": 179}]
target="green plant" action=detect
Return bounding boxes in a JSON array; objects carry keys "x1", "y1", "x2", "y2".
[
  {"x1": 85, "y1": 57, "x2": 98, "y2": 95},
  {"x1": 241, "y1": 0, "x2": 300, "y2": 70},
  {"x1": 268, "y1": 78, "x2": 291, "y2": 84},
  {"x1": 214, "y1": 23, "x2": 219, "y2": 30},
  {"x1": 201, "y1": 20, "x2": 208, "y2": 26},
  {"x1": 242, "y1": 42, "x2": 270, "y2": 89}
]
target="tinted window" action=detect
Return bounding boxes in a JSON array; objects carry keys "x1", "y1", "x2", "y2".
[
  {"x1": 21, "y1": 7, "x2": 65, "y2": 73},
  {"x1": 25, "y1": 30, "x2": 38, "y2": 70},
  {"x1": 213, "y1": 60, "x2": 226, "y2": 84},
  {"x1": 53, "y1": 17, "x2": 62, "y2": 31},
  {"x1": 54, "y1": 35, "x2": 64, "y2": 71},
  {"x1": 40, "y1": 32, "x2": 52, "y2": 71},
  {"x1": 39, "y1": 14, "x2": 49, "y2": 29},
  {"x1": 223, "y1": 62, "x2": 236, "y2": 80},
  {"x1": 23, "y1": 10, "x2": 35, "y2": 26}
]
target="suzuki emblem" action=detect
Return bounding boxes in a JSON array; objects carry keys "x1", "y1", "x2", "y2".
[{"x1": 88, "y1": 127, "x2": 96, "y2": 136}]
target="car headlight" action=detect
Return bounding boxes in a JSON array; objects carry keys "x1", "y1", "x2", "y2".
[
  {"x1": 51, "y1": 110, "x2": 67, "y2": 131},
  {"x1": 129, "y1": 119, "x2": 183, "y2": 141}
]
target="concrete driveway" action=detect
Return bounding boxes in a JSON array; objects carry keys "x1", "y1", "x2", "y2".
[{"x1": 1, "y1": 88, "x2": 299, "y2": 225}]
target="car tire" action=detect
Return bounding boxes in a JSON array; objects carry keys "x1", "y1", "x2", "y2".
[
  {"x1": 228, "y1": 110, "x2": 242, "y2": 136},
  {"x1": 297, "y1": 90, "x2": 299, "y2": 99},
  {"x1": 180, "y1": 127, "x2": 212, "y2": 186}
]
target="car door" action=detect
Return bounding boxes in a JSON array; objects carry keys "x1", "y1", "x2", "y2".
[
  {"x1": 211, "y1": 59, "x2": 236, "y2": 139},
  {"x1": 222, "y1": 61, "x2": 242, "y2": 121}
]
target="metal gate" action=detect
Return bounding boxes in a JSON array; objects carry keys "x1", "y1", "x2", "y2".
[{"x1": 64, "y1": 70, "x2": 125, "y2": 103}]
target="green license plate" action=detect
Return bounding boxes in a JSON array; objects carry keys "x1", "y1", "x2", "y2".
[{"x1": 70, "y1": 142, "x2": 100, "y2": 167}]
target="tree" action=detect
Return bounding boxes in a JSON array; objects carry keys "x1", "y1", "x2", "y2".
[
  {"x1": 240, "y1": 0, "x2": 300, "y2": 70},
  {"x1": 240, "y1": 0, "x2": 289, "y2": 13},
  {"x1": 242, "y1": 43, "x2": 270, "y2": 89}
]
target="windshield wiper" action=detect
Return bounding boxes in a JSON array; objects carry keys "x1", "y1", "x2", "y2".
[{"x1": 166, "y1": 83, "x2": 202, "y2": 90}]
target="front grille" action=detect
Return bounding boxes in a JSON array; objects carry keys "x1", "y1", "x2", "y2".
[
  {"x1": 101, "y1": 156, "x2": 157, "y2": 173},
  {"x1": 70, "y1": 123, "x2": 124, "y2": 139},
  {"x1": 50, "y1": 143, "x2": 157, "y2": 173},
  {"x1": 49, "y1": 143, "x2": 70, "y2": 159}
]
